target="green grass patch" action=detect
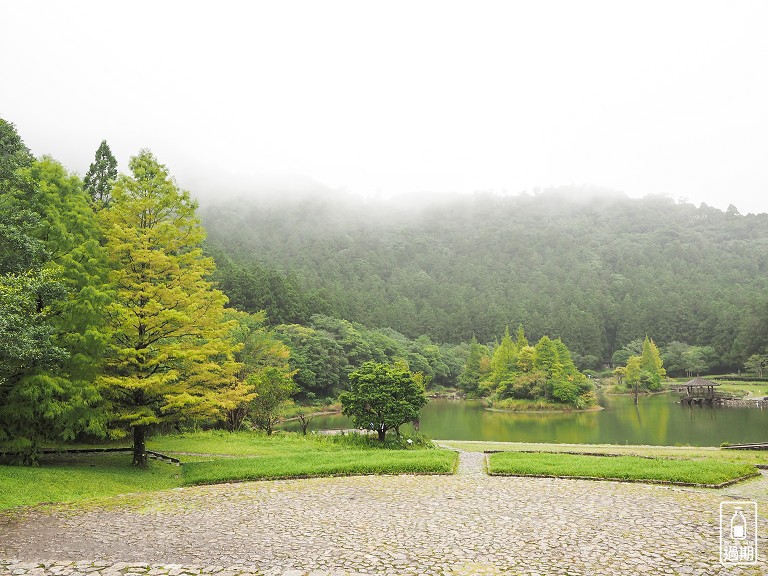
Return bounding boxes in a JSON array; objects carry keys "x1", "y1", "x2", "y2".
[
  {"x1": 0, "y1": 431, "x2": 456, "y2": 510},
  {"x1": 439, "y1": 440, "x2": 768, "y2": 467},
  {"x1": 149, "y1": 429, "x2": 333, "y2": 456},
  {"x1": 668, "y1": 377, "x2": 768, "y2": 398},
  {"x1": 183, "y1": 449, "x2": 457, "y2": 485},
  {"x1": 713, "y1": 382, "x2": 768, "y2": 398},
  {"x1": 487, "y1": 451, "x2": 758, "y2": 486},
  {"x1": 148, "y1": 429, "x2": 433, "y2": 456},
  {"x1": 0, "y1": 453, "x2": 182, "y2": 510}
]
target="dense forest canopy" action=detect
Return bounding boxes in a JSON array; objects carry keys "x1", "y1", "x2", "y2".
[{"x1": 201, "y1": 189, "x2": 768, "y2": 371}]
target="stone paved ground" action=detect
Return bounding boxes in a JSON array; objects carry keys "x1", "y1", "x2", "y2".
[{"x1": 1, "y1": 450, "x2": 767, "y2": 576}]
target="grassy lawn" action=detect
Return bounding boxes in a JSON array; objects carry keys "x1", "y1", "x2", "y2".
[
  {"x1": 668, "y1": 377, "x2": 768, "y2": 399},
  {"x1": 0, "y1": 453, "x2": 182, "y2": 510},
  {"x1": 713, "y1": 381, "x2": 768, "y2": 398},
  {"x1": 487, "y1": 451, "x2": 758, "y2": 486},
  {"x1": 147, "y1": 429, "x2": 374, "y2": 456},
  {"x1": 0, "y1": 431, "x2": 456, "y2": 510},
  {"x1": 439, "y1": 440, "x2": 768, "y2": 467},
  {"x1": 159, "y1": 431, "x2": 457, "y2": 484},
  {"x1": 184, "y1": 450, "x2": 456, "y2": 485}
]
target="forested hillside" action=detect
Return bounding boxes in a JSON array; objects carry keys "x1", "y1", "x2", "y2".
[{"x1": 201, "y1": 190, "x2": 768, "y2": 370}]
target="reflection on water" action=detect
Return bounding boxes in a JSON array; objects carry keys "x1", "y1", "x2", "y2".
[{"x1": 282, "y1": 393, "x2": 768, "y2": 446}]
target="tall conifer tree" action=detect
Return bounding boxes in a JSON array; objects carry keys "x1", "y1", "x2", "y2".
[
  {"x1": 639, "y1": 335, "x2": 665, "y2": 391},
  {"x1": 83, "y1": 140, "x2": 117, "y2": 208},
  {"x1": 640, "y1": 336, "x2": 665, "y2": 378},
  {"x1": 515, "y1": 324, "x2": 529, "y2": 349},
  {"x1": 459, "y1": 335, "x2": 485, "y2": 396},
  {"x1": 99, "y1": 150, "x2": 240, "y2": 466},
  {"x1": 490, "y1": 326, "x2": 518, "y2": 386},
  {"x1": 1, "y1": 120, "x2": 108, "y2": 461}
]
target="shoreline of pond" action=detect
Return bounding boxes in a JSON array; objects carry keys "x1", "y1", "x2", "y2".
[
  {"x1": 286, "y1": 393, "x2": 768, "y2": 446},
  {"x1": 288, "y1": 397, "x2": 607, "y2": 419},
  {"x1": 282, "y1": 409, "x2": 342, "y2": 422},
  {"x1": 484, "y1": 404, "x2": 605, "y2": 414}
]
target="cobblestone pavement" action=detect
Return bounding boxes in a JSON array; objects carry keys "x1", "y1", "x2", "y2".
[
  {"x1": 2, "y1": 451, "x2": 767, "y2": 576},
  {"x1": 452, "y1": 449, "x2": 486, "y2": 477}
]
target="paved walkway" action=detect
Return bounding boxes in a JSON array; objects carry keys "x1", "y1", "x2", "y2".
[
  {"x1": 443, "y1": 445, "x2": 486, "y2": 476},
  {"x1": 2, "y1": 450, "x2": 767, "y2": 576}
]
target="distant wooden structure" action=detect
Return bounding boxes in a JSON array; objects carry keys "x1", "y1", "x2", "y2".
[{"x1": 680, "y1": 377, "x2": 721, "y2": 405}]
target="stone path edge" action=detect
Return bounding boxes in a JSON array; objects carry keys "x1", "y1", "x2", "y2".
[
  {"x1": 184, "y1": 469, "x2": 458, "y2": 487},
  {"x1": 1, "y1": 559, "x2": 270, "y2": 576},
  {"x1": 486, "y1": 470, "x2": 762, "y2": 489}
]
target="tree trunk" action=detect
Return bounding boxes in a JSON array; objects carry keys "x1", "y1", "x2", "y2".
[
  {"x1": 377, "y1": 428, "x2": 386, "y2": 442},
  {"x1": 132, "y1": 425, "x2": 147, "y2": 467},
  {"x1": 634, "y1": 381, "x2": 639, "y2": 406},
  {"x1": 22, "y1": 437, "x2": 40, "y2": 466},
  {"x1": 297, "y1": 413, "x2": 312, "y2": 435}
]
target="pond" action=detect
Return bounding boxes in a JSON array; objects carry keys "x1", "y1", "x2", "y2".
[{"x1": 283, "y1": 393, "x2": 768, "y2": 446}]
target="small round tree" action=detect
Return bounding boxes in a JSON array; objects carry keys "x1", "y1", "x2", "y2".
[{"x1": 340, "y1": 361, "x2": 427, "y2": 442}]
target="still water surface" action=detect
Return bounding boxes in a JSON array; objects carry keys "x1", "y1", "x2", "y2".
[{"x1": 284, "y1": 393, "x2": 768, "y2": 446}]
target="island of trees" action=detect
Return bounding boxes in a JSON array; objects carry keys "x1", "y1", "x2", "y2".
[{"x1": 459, "y1": 327, "x2": 595, "y2": 410}]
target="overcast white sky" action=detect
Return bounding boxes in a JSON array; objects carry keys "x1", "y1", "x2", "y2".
[{"x1": 2, "y1": 1, "x2": 767, "y2": 213}]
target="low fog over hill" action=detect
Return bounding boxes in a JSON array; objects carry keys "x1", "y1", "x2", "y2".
[{"x1": 200, "y1": 189, "x2": 768, "y2": 370}]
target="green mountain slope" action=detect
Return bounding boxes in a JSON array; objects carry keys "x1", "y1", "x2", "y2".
[{"x1": 201, "y1": 189, "x2": 768, "y2": 369}]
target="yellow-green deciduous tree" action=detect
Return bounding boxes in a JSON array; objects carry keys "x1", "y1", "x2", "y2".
[
  {"x1": 640, "y1": 336, "x2": 666, "y2": 385},
  {"x1": 99, "y1": 150, "x2": 241, "y2": 466},
  {"x1": 488, "y1": 326, "x2": 519, "y2": 391},
  {"x1": 623, "y1": 336, "x2": 666, "y2": 404}
]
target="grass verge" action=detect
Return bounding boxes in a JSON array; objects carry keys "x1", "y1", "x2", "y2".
[
  {"x1": 439, "y1": 440, "x2": 768, "y2": 466},
  {"x1": 486, "y1": 451, "x2": 758, "y2": 487},
  {"x1": 183, "y1": 450, "x2": 456, "y2": 485}
]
